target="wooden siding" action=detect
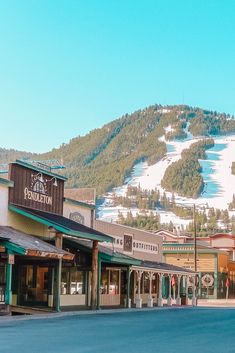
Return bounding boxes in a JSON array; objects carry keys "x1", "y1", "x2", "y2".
[
  {"x1": 9, "y1": 163, "x2": 64, "y2": 215},
  {"x1": 165, "y1": 253, "x2": 216, "y2": 272}
]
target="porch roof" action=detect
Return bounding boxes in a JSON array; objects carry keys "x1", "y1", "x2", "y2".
[
  {"x1": 132, "y1": 260, "x2": 195, "y2": 276},
  {"x1": 9, "y1": 204, "x2": 113, "y2": 243},
  {"x1": 63, "y1": 237, "x2": 141, "y2": 266},
  {"x1": 0, "y1": 226, "x2": 73, "y2": 260}
]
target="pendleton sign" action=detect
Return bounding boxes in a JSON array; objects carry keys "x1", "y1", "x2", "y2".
[{"x1": 9, "y1": 161, "x2": 66, "y2": 215}]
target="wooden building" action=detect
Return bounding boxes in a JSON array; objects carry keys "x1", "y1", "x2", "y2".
[
  {"x1": 157, "y1": 230, "x2": 235, "y2": 300},
  {"x1": 0, "y1": 161, "x2": 196, "y2": 315},
  {"x1": 0, "y1": 160, "x2": 112, "y2": 314}
]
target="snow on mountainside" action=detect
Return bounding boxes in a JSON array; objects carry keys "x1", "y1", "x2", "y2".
[{"x1": 97, "y1": 124, "x2": 235, "y2": 228}]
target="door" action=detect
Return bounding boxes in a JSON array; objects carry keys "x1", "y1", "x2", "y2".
[{"x1": 19, "y1": 265, "x2": 49, "y2": 306}]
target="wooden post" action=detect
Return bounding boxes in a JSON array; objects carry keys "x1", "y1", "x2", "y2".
[
  {"x1": 147, "y1": 272, "x2": 154, "y2": 307},
  {"x1": 167, "y1": 274, "x2": 172, "y2": 306},
  {"x1": 91, "y1": 240, "x2": 98, "y2": 310},
  {"x1": 176, "y1": 275, "x2": 181, "y2": 305},
  {"x1": 126, "y1": 267, "x2": 131, "y2": 308},
  {"x1": 55, "y1": 258, "x2": 62, "y2": 312},
  {"x1": 97, "y1": 256, "x2": 101, "y2": 309},
  {"x1": 158, "y1": 273, "x2": 163, "y2": 307},
  {"x1": 55, "y1": 232, "x2": 63, "y2": 249},
  {"x1": 5, "y1": 251, "x2": 13, "y2": 306},
  {"x1": 54, "y1": 232, "x2": 63, "y2": 312}
]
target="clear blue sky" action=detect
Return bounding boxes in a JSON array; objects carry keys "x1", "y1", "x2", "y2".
[{"x1": 0, "y1": 0, "x2": 235, "y2": 153}]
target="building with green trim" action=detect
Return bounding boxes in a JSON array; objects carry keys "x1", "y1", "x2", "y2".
[{"x1": 0, "y1": 160, "x2": 195, "y2": 315}]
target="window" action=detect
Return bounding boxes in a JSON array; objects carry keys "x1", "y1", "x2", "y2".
[
  {"x1": 61, "y1": 267, "x2": 85, "y2": 295},
  {"x1": 101, "y1": 269, "x2": 120, "y2": 295},
  {"x1": 123, "y1": 234, "x2": 133, "y2": 253},
  {"x1": 101, "y1": 270, "x2": 109, "y2": 294},
  {"x1": 109, "y1": 270, "x2": 119, "y2": 295}
]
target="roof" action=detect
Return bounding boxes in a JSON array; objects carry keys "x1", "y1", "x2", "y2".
[
  {"x1": 0, "y1": 177, "x2": 14, "y2": 188},
  {"x1": 137, "y1": 260, "x2": 194, "y2": 274},
  {"x1": 63, "y1": 237, "x2": 141, "y2": 266},
  {"x1": 209, "y1": 233, "x2": 235, "y2": 239},
  {"x1": 9, "y1": 204, "x2": 113, "y2": 243},
  {"x1": 64, "y1": 197, "x2": 95, "y2": 210},
  {"x1": 162, "y1": 242, "x2": 226, "y2": 254},
  {"x1": 155, "y1": 229, "x2": 188, "y2": 239},
  {"x1": 14, "y1": 160, "x2": 67, "y2": 181},
  {"x1": 0, "y1": 226, "x2": 73, "y2": 260},
  {"x1": 64, "y1": 188, "x2": 96, "y2": 205},
  {"x1": 95, "y1": 219, "x2": 162, "y2": 242}
]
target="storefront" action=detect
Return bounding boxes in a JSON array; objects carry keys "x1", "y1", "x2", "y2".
[
  {"x1": 0, "y1": 160, "x2": 196, "y2": 314},
  {"x1": 0, "y1": 160, "x2": 112, "y2": 314},
  {"x1": 162, "y1": 242, "x2": 235, "y2": 299}
]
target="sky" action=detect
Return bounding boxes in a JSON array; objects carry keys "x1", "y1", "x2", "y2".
[{"x1": 0, "y1": 0, "x2": 235, "y2": 153}]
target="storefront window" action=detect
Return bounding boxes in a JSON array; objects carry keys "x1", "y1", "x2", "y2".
[
  {"x1": 101, "y1": 269, "x2": 109, "y2": 294},
  {"x1": 143, "y1": 273, "x2": 149, "y2": 294},
  {"x1": 101, "y1": 269, "x2": 120, "y2": 295},
  {"x1": 61, "y1": 267, "x2": 85, "y2": 295},
  {"x1": 109, "y1": 270, "x2": 119, "y2": 295}
]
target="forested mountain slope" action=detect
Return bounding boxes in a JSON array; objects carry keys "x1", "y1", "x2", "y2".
[{"x1": 1, "y1": 105, "x2": 235, "y2": 194}]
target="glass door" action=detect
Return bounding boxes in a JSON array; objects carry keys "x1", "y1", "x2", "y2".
[{"x1": 19, "y1": 265, "x2": 49, "y2": 306}]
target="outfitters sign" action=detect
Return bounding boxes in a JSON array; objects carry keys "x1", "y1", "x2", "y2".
[{"x1": 9, "y1": 162, "x2": 64, "y2": 215}]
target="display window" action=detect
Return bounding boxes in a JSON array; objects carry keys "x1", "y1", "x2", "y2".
[
  {"x1": 101, "y1": 269, "x2": 120, "y2": 295},
  {"x1": 61, "y1": 267, "x2": 86, "y2": 295}
]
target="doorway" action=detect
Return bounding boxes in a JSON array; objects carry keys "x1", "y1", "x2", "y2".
[{"x1": 19, "y1": 265, "x2": 50, "y2": 306}]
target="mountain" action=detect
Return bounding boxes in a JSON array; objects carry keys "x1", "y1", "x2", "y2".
[{"x1": 1, "y1": 104, "x2": 235, "y2": 195}]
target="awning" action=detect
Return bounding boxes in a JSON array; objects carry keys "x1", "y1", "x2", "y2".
[
  {"x1": 63, "y1": 237, "x2": 141, "y2": 266},
  {"x1": 132, "y1": 260, "x2": 195, "y2": 276},
  {"x1": 9, "y1": 204, "x2": 113, "y2": 243},
  {"x1": 0, "y1": 226, "x2": 73, "y2": 260}
]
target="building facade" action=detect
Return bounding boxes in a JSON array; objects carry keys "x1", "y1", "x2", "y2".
[
  {"x1": 0, "y1": 161, "x2": 196, "y2": 315},
  {"x1": 157, "y1": 230, "x2": 235, "y2": 299}
]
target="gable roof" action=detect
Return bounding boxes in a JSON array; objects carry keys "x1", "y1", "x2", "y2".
[{"x1": 0, "y1": 226, "x2": 73, "y2": 260}]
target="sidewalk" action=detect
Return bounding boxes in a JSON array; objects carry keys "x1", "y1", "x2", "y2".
[{"x1": 198, "y1": 299, "x2": 235, "y2": 307}]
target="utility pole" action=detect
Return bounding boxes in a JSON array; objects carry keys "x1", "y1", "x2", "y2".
[{"x1": 193, "y1": 203, "x2": 197, "y2": 272}]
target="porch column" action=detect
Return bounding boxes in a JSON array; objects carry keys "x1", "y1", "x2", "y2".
[
  {"x1": 147, "y1": 272, "x2": 154, "y2": 308},
  {"x1": 185, "y1": 276, "x2": 189, "y2": 305},
  {"x1": 158, "y1": 273, "x2": 163, "y2": 307},
  {"x1": 97, "y1": 256, "x2": 101, "y2": 309},
  {"x1": 54, "y1": 232, "x2": 63, "y2": 312},
  {"x1": 5, "y1": 250, "x2": 13, "y2": 306},
  {"x1": 176, "y1": 275, "x2": 182, "y2": 305},
  {"x1": 167, "y1": 274, "x2": 172, "y2": 306},
  {"x1": 55, "y1": 258, "x2": 62, "y2": 312},
  {"x1": 136, "y1": 270, "x2": 143, "y2": 308},
  {"x1": 91, "y1": 240, "x2": 99, "y2": 310},
  {"x1": 126, "y1": 267, "x2": 131, "y2": 308},
  {"x1": 192, "y1": 276, "x2": 197, "y2": 306}
]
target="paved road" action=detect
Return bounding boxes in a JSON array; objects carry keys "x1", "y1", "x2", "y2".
[{"x1": 0, "y1": 307, "x2": 235, "y2": 353}]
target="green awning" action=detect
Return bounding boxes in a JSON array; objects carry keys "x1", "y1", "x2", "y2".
[
  {"x1": 9, "y1": 204, "x2": 113, "y2": 243},
  {"x1": 63, "y1": 237, "x2": 141, "y2": 266}
]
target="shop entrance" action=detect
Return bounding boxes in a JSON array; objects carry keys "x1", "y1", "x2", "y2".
[{"x1": 19, "y1": 265, "x2": 50, "y2": 306}]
